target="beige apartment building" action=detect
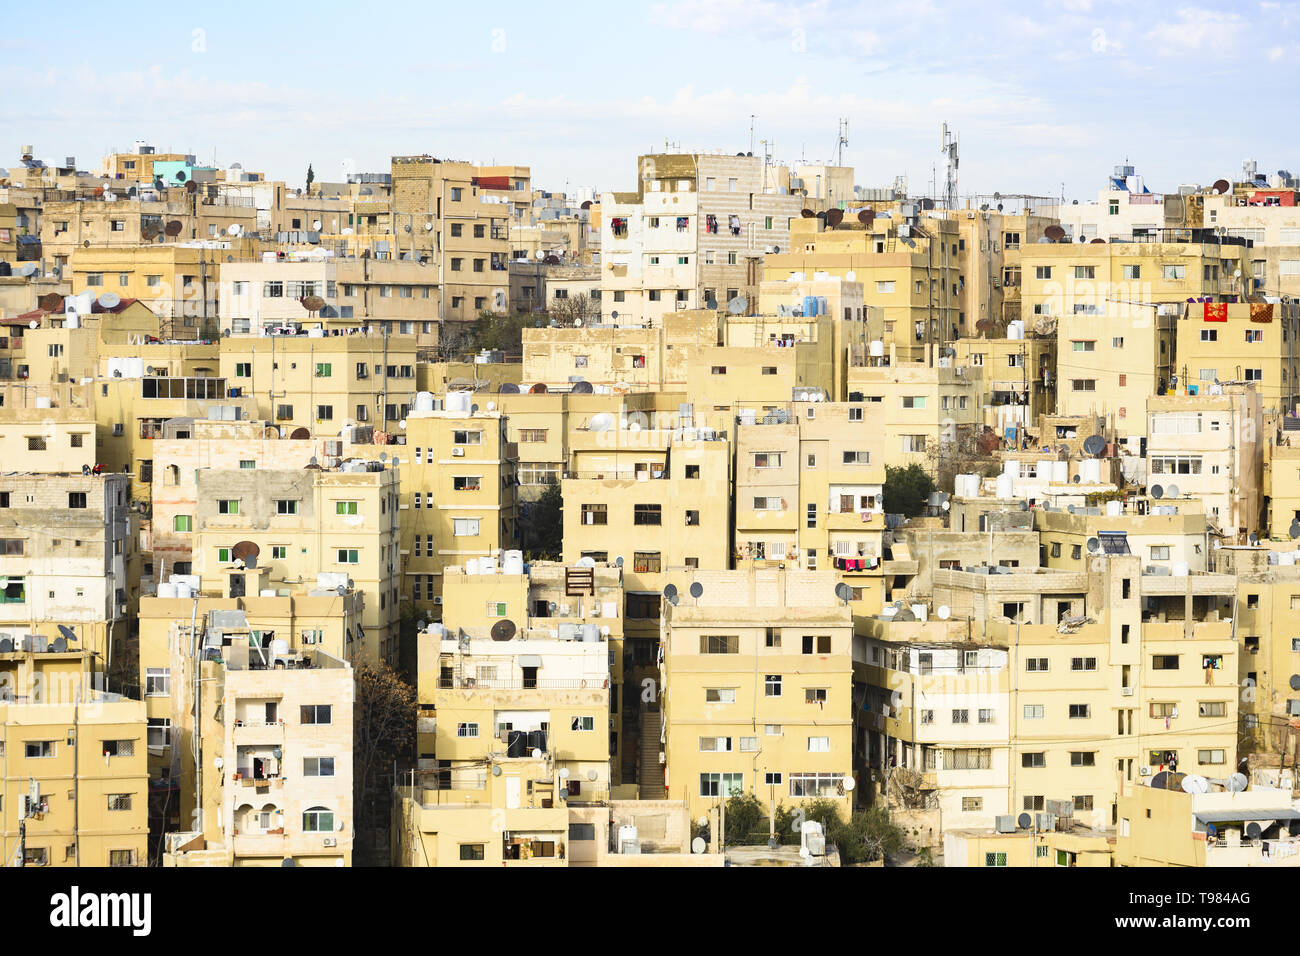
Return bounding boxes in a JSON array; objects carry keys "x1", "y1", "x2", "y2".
[
  {"x1": 861, "y1": 554, "x2": 1238, "y2": 834},
  {"x1": 1, "y1": 646, "x2": 147, "y2": 867},
  {"x1": 218, "y1": 331, "x2": 419, "y2": 438},
  {"x1": 218, "y1": 257, "x2": 441, "y2": 344},
  {"x1": 733, "y1": 402, "x2": 887, "y2": 612},
  {"x1": 400, "y1": 400, "x2": 518, "y2": 612},
  {"x1": 600, "y1": 153, "x2": 803, "y2": 325},
  {"x1": 1146, "y1": 387, "x2": 1263, "y2": 537},
  {"x1": 390, "y1": 156, "x2": 512, "y2": 322},
  {"x1": 1173, "y1": 300, "x2": 1300, "y2": 416},
  {"x1": 189, "y1": 463, "x2": 401, "y2": 664},
  {"x1": 658, "y1": 568, "x2": 855, "y2": 821},
  {"x1": 1019, "y1": 239, "x2": 1253, "y2": 442},
  {"x1": 162, "y1": 614, "x2": 355, "y2": 867},
  {"x1": 766, "y1": 209, "x2": 962, "y2": 360}
]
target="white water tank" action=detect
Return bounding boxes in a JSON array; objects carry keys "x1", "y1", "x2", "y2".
[
  {"x1": 869, "y1": 340, "x2": 884, "y2": 357},
  {"x1": 1037, "y1": 460, "x2": 1054, "y2": 481},
  {"x1": 995, "y1": 473, "x2": 1014, "y2": 498},
  {"x1": 502, "y1": 550, "x2": 525, "y2": 575},
  {"x1": 1106, "y1": 500, "x2": 1123, "y2": 517},
  {"x1": 158, "y1": 582, "x2": 179, "y2": 599},
  {"x1": 445, "y1": 391, "x2": 471, "y2": 413},
  {"x1": 1002, "y1": 460, "x2": 1019, "y2": 479},
  {"x1": 271, "y1": 639, "x2": 290, "y2": 659},
  {"x1": 1080, "y1": 459, "x2": 1101, "y2": 483},
  {"x1": 1007, "y1": 320, "x2": 1024, "y2": 339},
  {"x1": 35, "y1": 396, "x2": 51, "y2": 409},
  {"x1": 1280, "y1": 552, "x2": 1296, "y2": 567},
  {"x1": 414, "y1": 391, "x2": 436, "y2": 412},
  {"x1": 1172, "y1": 562, "x2": 1190, "y2": 577},
  {"x1": 911, "y1": 604, "x2": 928, "y2": 622},
  {"x1": 582, "y1": 624, "x2": 600, "y2": 642},
  {"x1": 175, "y1": 583, "x2": 192, "y2": 599},
  {"x1": 464, "y1": 558, "x2": 480, "y2": 575},
  {"x1": 1052, "y1": 460, "x2": 1068, "y2": 483}
]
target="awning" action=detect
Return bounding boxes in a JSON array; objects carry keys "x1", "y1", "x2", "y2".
[
  {"x1": 518, "y1": 655, "x2": 542, "y2": 668},
  {"x1": 1195, "y1": 810, "x2": 1300, "y2": 825}
]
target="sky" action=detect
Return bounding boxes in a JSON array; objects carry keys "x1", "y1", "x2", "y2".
[{"x1": 1, "y1": 0, "x2": 1298, "y2": 202}]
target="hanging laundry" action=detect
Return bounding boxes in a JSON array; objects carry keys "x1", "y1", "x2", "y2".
[
  {"x1": 1203, "y1": 302, "x2": 1228, "y2": 322},
  {"x1": 1250, "y1": 302, "x2": 1274, "y2": 323}
]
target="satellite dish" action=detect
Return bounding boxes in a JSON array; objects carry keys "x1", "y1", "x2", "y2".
[
  {"x1": 571, "y1": 380, "x2": 594, "y2": 394},
  {"x1": 1044, "y1": 224, "x2": 1066, "y2": 242},
  {"x1": 691, "y1": 837, "x2": 706, "y2": 854},
  {"x1": 492, "y1": 765, "x2": 502, "y2": 776},
  {"x1": 704, "y1": 298, "x2": 718, "y2": 310},
  {"x1": 290, "y1": 426, "x2": 311, "y2": 440},
  {"x1": 1165, "y1": 484, "x2": 1179, "y2": 499},
  {"x1": 50, "y1": 637, "x2": 67, "y2": 653},
  {"x1": 1082, "y1": 434, "x2": 1106, "y2": 456},
  {"x1": 312, "y1": 220, "x2": 322, "y2": 231},
  {"x1": 1087, "y1": 537, "x2": 1101, "y2": 553},
  {"x1": 842, "y1": 777, "x2": 855, "y2": 792},
  {"x1": 1181, "y1": 774, "x2": 1210, "y2": 794},
  {"x1": 498, "y1": 382, "x2": 520, "y2": 394},
  {"x1": 726, "y1": 296, "x2": 748, "y2": 315},
  {"x1": 302, "y1": 295, "x2": 326, "y2": 312},
  {"x1": 689, "y1": 582, "x2": 704, "y2": 599},
  {"x1": 1290, "y1": 674, "x2": 1300, "y2": 691},
  {"x1": 558, "y1": 768, "x2": 571, "y2": 780},
  {"x1": 1249, "y1": 532, "x2": 1260, "y2": 546},
  {"x1": 587, "y1": 770, "x2": 598, "y2": 782},
  {"x1": 937, "y1": 605, "x2": 951, "y2": 620},
  {"x1": 834, "y1": 582, "x2": 852, "y2": 604},
  {"x1": 1151, "y1": 485, "x2": 1164, "y2": 499},
  {"x1": 801, "y1": 208, "x2": 816, "y2": 218},
  {"x1": 615, "y1": 556, "x2": 624, "y2": 568},
  {"x1": 531, "y1": 748, "x2": 542, "y2": 759},
  {"x1": 38, "y1": 291, "x2": 62, "y2": 311},
  {"x1": 825, "y1": 208, "x2": 844, "y2": 227},
  {"x1": 57, "y1": 624, "x2": 77, "y2": 643},
  {"x1": 1213, "y1": 179, "x2": 1230, "y2": 194},
  {"x1": 1071, "y1": 474, "x2": 1081, "y2": 484},
  {"x1": 97, "y1": 291, "x2": 121, "y2": 309},
  {"x1": 1017, "y1": 813, "x2": 1032, "y2": 829},
  {"x1": 232, "y1": 540, "x2": 260, "y2": 561},
  {"x1": 529, "y1": 383, "x2": 548, "y2": 394},
  {"x1": 229, "y1": 224, "x2": 242, "y2": 236},
  {"x1": 857, "y1": 209, "x2": 874, "y2": 226},
  {"x1": 663, "y1": 584, "x2": 679, "y2": 606},
  {"x1": 1226, "y1": 773, "x2": 1248, "y2": 792},
  {"x1": 1244, "y1": 821, "x2": 1263, "y2": 841},
  {"x1": 490, "y1": 619, "x2": 516, "y2": 642},
  {"x1": 164, "y1": 220, "x2": 183, "y2": 237},
  {"x1": 1288, "y1": 521, "x2": 1299, "y2": 540}
]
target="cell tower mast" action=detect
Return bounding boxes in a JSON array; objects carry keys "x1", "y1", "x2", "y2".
[{"x1": 941, "y1": 122, "x2": 959, "y2": 210}]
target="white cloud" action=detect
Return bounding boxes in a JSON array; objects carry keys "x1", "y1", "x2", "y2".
[{"x1": 1146, "y1": 7, "x2": 1244, "y2": 56}]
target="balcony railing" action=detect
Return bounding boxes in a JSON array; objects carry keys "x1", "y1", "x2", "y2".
[{"x1": 438, "y1": 677, "x2": 608, "y2": 691}]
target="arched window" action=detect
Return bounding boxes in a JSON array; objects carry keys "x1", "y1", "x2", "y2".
[{"x1": 303, "y1": 806, "x2": 333, "y2": 832}]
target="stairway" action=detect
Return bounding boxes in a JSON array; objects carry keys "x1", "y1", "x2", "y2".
[{"x1": 638, "y1": 707, "x2": 664, "y2": 798}]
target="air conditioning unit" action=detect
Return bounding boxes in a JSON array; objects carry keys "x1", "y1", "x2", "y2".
[
  {"x1": 1120, "y1": 686, "x2": 1134, "y2": 696},
  {"x1": 432, "y1": 596, "x2": 443, "y2": 605},
  {"x1": 322, "y1": 836, "x2": 337, "y2": 847},
  {"x1": 1139, "y1": 766, "x2": 1151, "y2": 776},
  {"x1": 451, "y1": 447, "x2": 465, "y2": 457}
]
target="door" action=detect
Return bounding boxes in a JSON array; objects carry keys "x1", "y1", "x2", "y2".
[{"x1": 505, "y1": 776, "x2": 521, "y2": 809}]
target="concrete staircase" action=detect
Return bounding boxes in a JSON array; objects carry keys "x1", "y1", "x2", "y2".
[{"x1": 638, "y1": 707, "x2": 664, "y2": 798}]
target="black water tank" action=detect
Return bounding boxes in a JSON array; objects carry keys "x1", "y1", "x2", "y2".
[
  {"x1": 0, "y1": 262, "x2": 10, "y2": 277},
  {"x1": 507, "y1": 730, "x2": 528, "y2": 758},
  {"x1": 528, "y1": 730, "x2": 547, "y2": 754}
]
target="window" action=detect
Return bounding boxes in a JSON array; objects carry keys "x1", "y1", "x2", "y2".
[
  {"x1": 951, "y1": 709, "x2": 969, "y2": 724},
  {"x1": 1025, "y1": 657, "x2": 1048, "y2": 672},
  {"x1": 700, "y1": 634, "x2": 739, "y2": 654},
  {"x1": 1074, "y1": 265, "x2": 1095, "y2": 279},
  {"x1": 808, "y1": 736, "x2": 830, "y2": 752},
  {"x1": 1162, "y1": 264, "x2": 1186, "y2": 281},
  {"x1": 571, "y1": 716, "x2": 595, "y2": 731},
  {"x1": 25, "y1": 741, "x2": 55, "y2": 758},
  {"x1": 453, "y1": 518, "x2": 481, "y2": 537},
  {"x1": 1022, "y1": 752, "x2": 1046, "y2": 768},
  {"x1": 302, "y1": 807, "x2": 334, "y2": 833},
  {"x1": 102, "y1": 739, "x2": 134, "y2": 757},
  {"x1": 801, "y1": 635, "x2": 832, "y2": 655},
  {"x1": 456, "y1": 722, "x2": 479, "y2": 737},
  {"x1": 1198, "y1": 749, "x2": 1227, "y2": 765},
  {"x1": 217, "y1": 499, "x2": 239, "y2": 515},
  {"x1": 765, "y1": 674, "x2": 782, "y2": 697},
  {"x1": 337, "y1": 548, "x2": 359, "y2": 564},
  {"x1": 705, "y1": 688, "x2": 736, "y2": 703},
  {"x1": 275, "y1": 499, "x2": 299, "y2": 515},
  {"x1": 753, "y1": 452, "x2": 782, "y2": 468},
  {"x1": 1199, "y1": 701, "x2": 1226, "y2": 718},
  {"x1": 805, "y1": 688, "x2": 828, "y2": 704},
  {"x1": 985, "y1": 852, "x2": 1008, "y2": 867},
  {"x1": 568, "y1": 823, "x2": 596, "y2": 841},
  {"x1": 145, "y1": 668, "x2": 170, "y2": 696},
  {"x1": 633, "y1": 504, "x2": 662, "y2": 526},
  {"x1": 107, "y1": 793, "x2": 133, "y2": 812},
  {"x1": 453, "y1": 476, "x2": 482, "y2": 492},
  {"x1": 581, "y1": 504, "x2": 607, "y2": 525},
  {"x1": 452, "y1": 430, "x2": 482, "y2": 445},
  {"x1": 1152, "y1": 655, "x2": 1180, "y2": 670},
  {"x1": 335, "y1": 500, "x2": 359, "y2": 516},
  {"x1": 842, "y1": 451, "x2": 870, "y2": 465},
  {"x1": 700, "y1": 773, "x2": 744, "y2": 797},
  {"x1": 147, "y1": 718, "x2": 170, "y2": 749},
  {"x1": 459, "y1": 843, "x2": 485, "y2": 860},
  {"x1": 68, "y1": 492, "x2": 87, "y2": 509},
  {"x1": 1023, "y1": 704, "x2": 1043, "y2": 719},
  {"x1": 1068, "y1": 704, "x2": 1091, "y2": 719},
  {"x1": 1070, "y1": 657, "x2": 1097, "y2": 672},
  {"x1": 1070, "y1": 751, "x2": 1096, "y2": 767},
  {"x1": 301, "y1": 705, "x2": 332, "y2": 725}
]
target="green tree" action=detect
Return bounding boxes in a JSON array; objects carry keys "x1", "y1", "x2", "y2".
[
  {"x1": 803, "y1": 799, "x2": 905, "y2": 864},
  {"x1": 471, "y1": 310, "x2": 537, "y2": 355},
  {"x1": 521, "y1": 480, "x2": 563, "y2": 560},
  {"x1": 883, "y1": 463, "x2": 935, "y2": 518},
  {"x1": 305, "y1": 163, "x2": 315, "y2": 194},
  {"x1": 722, "y1": 791, "x2": 767, "y2": 845}
]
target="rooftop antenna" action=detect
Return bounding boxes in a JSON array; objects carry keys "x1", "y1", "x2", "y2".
[
  {"x1": 835, "y1": 118, "x2": 849, "y2": 168},
  {"x1": 940, "y1": 122, "x2": 959, "y2": 211}
]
